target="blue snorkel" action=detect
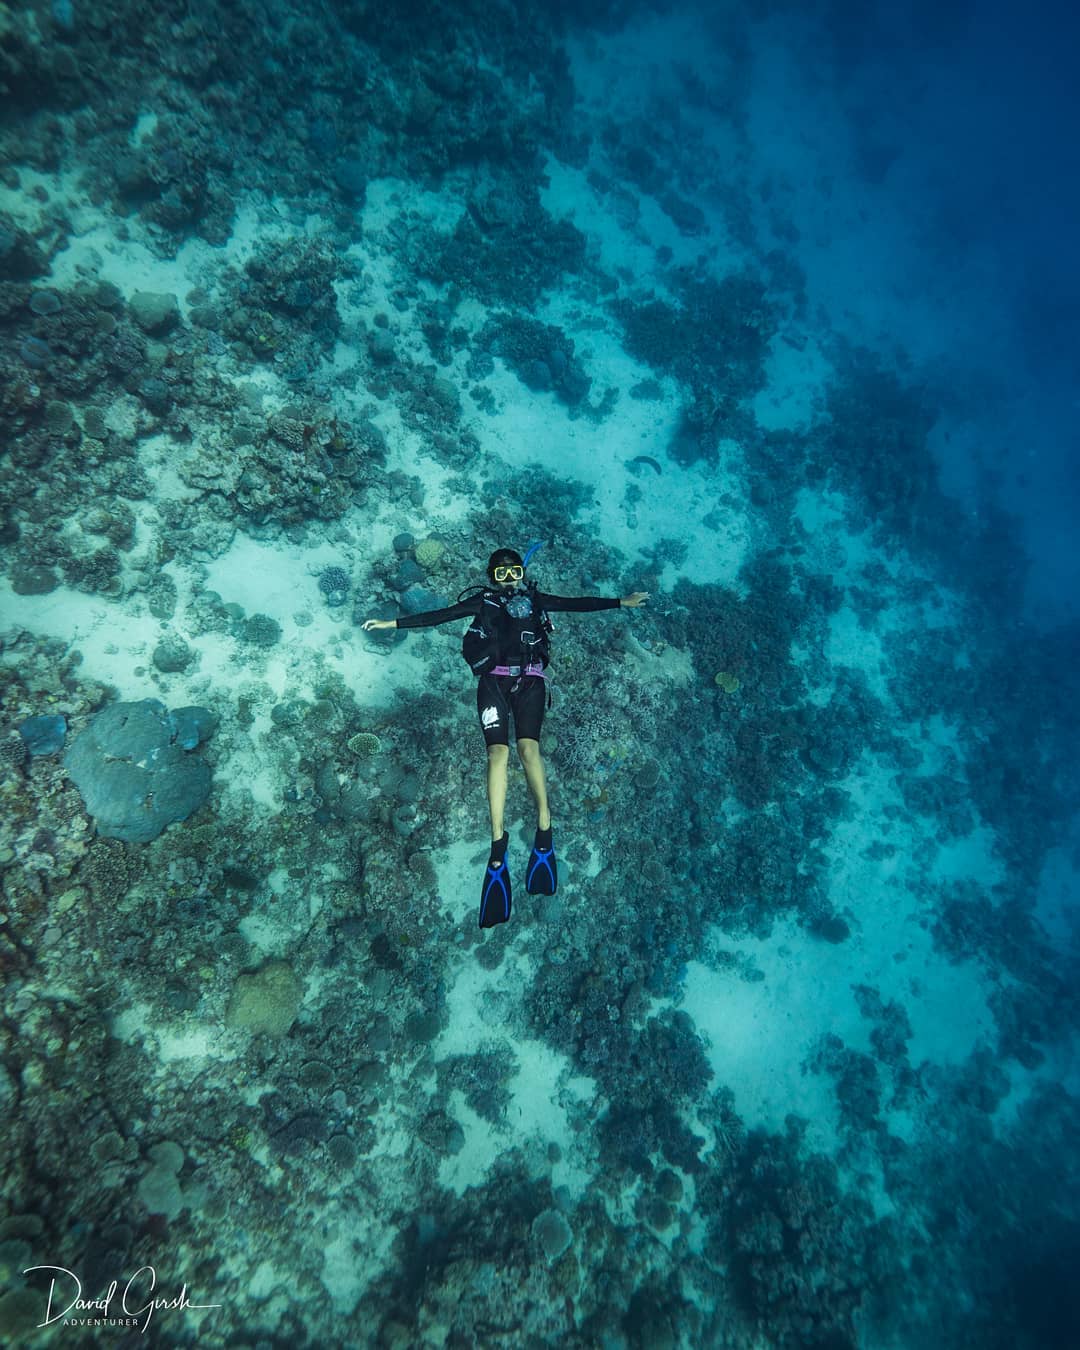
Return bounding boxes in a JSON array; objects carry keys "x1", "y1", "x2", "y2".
[{"x1": 522, "y1": 540, "x2": 544, "y2": 568}]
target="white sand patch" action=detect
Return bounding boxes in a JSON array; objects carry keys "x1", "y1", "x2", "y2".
[
  {"x1": 362, "y1": 174, "x2": 468, "y2": 239},
  {"x1": 794, "y1": 491, "x2": 964, "y2": 636},
  {"x1": 932, "y1": 825, "x2": 1004, "y2": 888},
  {"x1": 219, "y1": 194, "x2": 308, "y2": 268},
  {"x1": 235, "y1": 864, "x2": 327, "y2": 955},
  {"x1": 921, "y1": 713, "x2": 966, "y2": 760},
  {"x1": 432, "y1": 932, "x2": 597, "y2": 1197},
  {"x1": 620, "y1": 629, "x2": 695, "y2": 692},
  {"x1": 503, "y1": 1039, "x2": 596, "y2": 1179},
  {"x1": 466, "y1": 353, "x2": 749, "y2": 588},
  {"x1": 196, "y1": 528, "x2": 462, "y2": 714},
  {"x1": 541, "y1": 157, "x2": 691, "y2": 293},
  {"x1": 135, "y1": 430, "x2": 203, "y2": 506},
  {"x1": 0, "y1": 582, "x2": 162, "y2": 699},
  {"x1": 794, "y1": 484, "x2": 846, "y2": 535},
  {"x1": 816, "y1": 551, "x2": 961, "y2": 700},
  {"x1": 371, "y1": 422, "x2": 475, "y2": 530},
  {"x1": 434, "y1": 1089, "x2": 500, "y2": 1198},
  {"x1": 794, "y1": 488, "x2": 878, "y2": 582},
  {"x1": 202, "y1": 531, "x2": 346, "y2": 633},
  {"x1": 49, "y1": 220, "x2": 215, "y2": 319},
  {"x1": 434, "y1": 937, "x2": 535, "y2": 1065},
  {"x1": 1033, "y1": 830, "x2": 1080, "y2": 952},
  {"x1": 155, "y1": 1023, "x2": 224, "y2": 1062},
  {"x1": 17, "y1": 185, "x2": 309, "y2": 325},
  {"x1": 324, "y1": 177, "x2": 472, "y2": 405},
  {"x1": 681, "y1": 896, "x2": 995, "y2": 1155},
  {"x1": 237, "y1": 365, "x2": 296, "y2": 413},
  {"x1": 754, "y1": 333, "x2": 832, "y2": 432},
  {"x1": 326, "y1": 334, "x2": 362, "y2": 378},
  {"x1": 428, "y1": 834, "x2": 494, "y2": 925},
  {"x1": 877, "y1": 588, "x2": 955, "y2": 638},
  {"x1": 836, "y1": 751, "x2": 909, "y2": 834},
  {"x1": 679, "y1": 742, "x2": 1004, "y2": 1152},
  {"x1": 2, "y1": 507, "x2": 480, "y2": 825},
  {"x1": 825, "y1": 753, "x2": 999, "y2": 1067},
  {"x1": 328, "y1": 175, "x2": 472, "y2": 391},
  {"x1": 111, "y1": 1003, "x2": 239, "y2": 1082},
  {"x1": 110, "y1": 1003, "x2": 152, "y2": 1043},
  {"x1": 825, "y1": 603, "x2": 890, "y2": 698},
  {"x1": 130, "y1": 111, "x2": 159, "y2": 146},
  {"x1": 680, "y1": 932, "x2": 844, "y2": 1155},
  {"x1": 321, "y1": 1208, "x2": 398, "y2": 1316}
]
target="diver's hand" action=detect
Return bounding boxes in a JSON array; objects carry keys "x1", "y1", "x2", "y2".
[
  {"x1": 620, "y1": 592, "x2": 650, "y2": 608},
  {"x1": 362, "y1": 618, "x2": 397, "y2": 631}
]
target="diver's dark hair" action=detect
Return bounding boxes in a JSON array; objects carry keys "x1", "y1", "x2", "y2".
[{"x1": 486, "y1": 548, "x2": 524, "y2": 582}]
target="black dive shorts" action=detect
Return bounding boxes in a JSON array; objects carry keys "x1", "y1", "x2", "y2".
[{"x1": 476, "y1": 674, "x2": 547, "y2": 747}]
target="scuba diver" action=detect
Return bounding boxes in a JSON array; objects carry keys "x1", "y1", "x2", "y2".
[{"x1": 362, "y1": 544, "x2": 649, "y2": 928}]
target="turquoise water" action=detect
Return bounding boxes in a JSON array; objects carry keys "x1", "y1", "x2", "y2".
[{"x1": 0, "y1": 2, "x2": 1078, "y2": 1346}]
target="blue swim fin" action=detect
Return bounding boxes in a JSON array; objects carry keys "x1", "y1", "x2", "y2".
[
  {"x1": 526, "y1": 828, "x2": 558, "y2": 896},
  {"x1": 479, "y1": 833, "x2": 512, "y2": 928}
]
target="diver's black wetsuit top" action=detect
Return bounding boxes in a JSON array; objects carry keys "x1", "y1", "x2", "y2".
[
  {"x1": 397, "y1": 589, "x2": 621, "y2": 745},
  {"x1": 395, "y1": 590, "x2": 621, "y2": 632}
]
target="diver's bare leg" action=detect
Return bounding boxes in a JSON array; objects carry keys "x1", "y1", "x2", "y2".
[
  {"x1": 486, "y1": 744, "x2": 510, "y2": 844},
  {"x1": 516, "y1": 738, "x2": 551, "y2": 831}
]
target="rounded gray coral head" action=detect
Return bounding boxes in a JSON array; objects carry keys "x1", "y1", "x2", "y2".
[
  {"x1": 318, "y1": 565, "x2": 350, "y2": 607},
  {"x1": 531, "y1": 1208, "x2": 572, "y2": 1263},
  {"x1": 64, "y1": 699, "x2": 213, "y2": 844}
]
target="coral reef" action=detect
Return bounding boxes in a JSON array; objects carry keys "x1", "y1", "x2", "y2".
[{"x1": 0, "y1": 3, "x2": 1078, "y2": 1348}]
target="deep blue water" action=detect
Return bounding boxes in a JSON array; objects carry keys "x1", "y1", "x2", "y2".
[{"x1": 816, "y1": 0, "x2": 1080, "y2": 626}]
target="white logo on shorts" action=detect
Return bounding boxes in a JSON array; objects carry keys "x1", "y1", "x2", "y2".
[{"x1": 481, "y1": 705, "x2": 501, "y2": 728}]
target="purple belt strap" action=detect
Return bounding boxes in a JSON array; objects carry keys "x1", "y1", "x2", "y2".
[{"x1": 491, "y1": 663, "x2": 546, "y2": 678}]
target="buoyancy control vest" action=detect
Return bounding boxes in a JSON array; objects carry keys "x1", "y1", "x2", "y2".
[{"x1": 460, "y1": 581, "x2": 554, "y2": 677}]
